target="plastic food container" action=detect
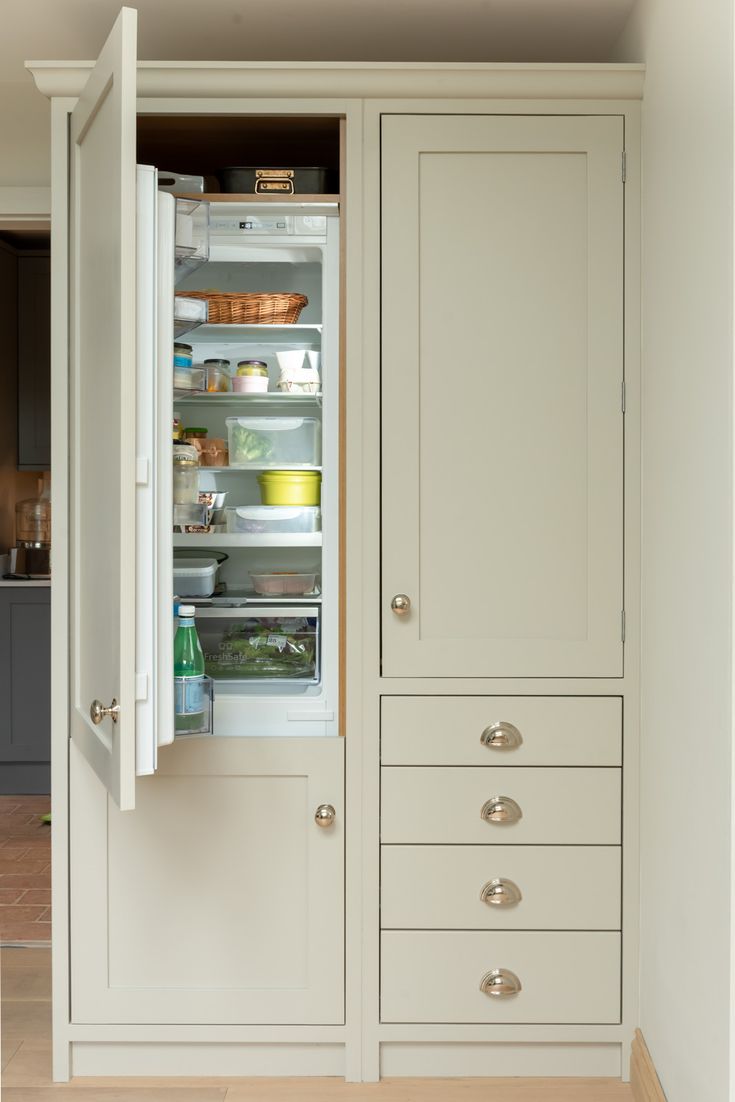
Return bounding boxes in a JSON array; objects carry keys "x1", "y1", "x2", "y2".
[
  {"x1": 196, "y1": 609, "x2": 320, "y2": 683},
  {"x1": 258, "y1": 470, "x2": 321, "y2": 506},
  {"x1": 231, "y1": 506, "x2": 321, "y2": 534},
  {"x1": 226, "y1": 417, "x2": 320, "y2": 468},
  {"x1": 173, "y1": 557, "x2": 220, "y2": 597},
  {"x1": 174, "y1": 365, "x2": 205, "y2": 391},
  {"x1": 233, "y1": 374, "x2": 269, "y2": 394},
  {"x1": 249, "y1": 572, "x2": 318, "y2": 596}
]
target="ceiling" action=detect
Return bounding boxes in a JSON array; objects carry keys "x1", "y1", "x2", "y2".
[{"x1": 7, "y1": 0, "x2": 638, "y2": 82}]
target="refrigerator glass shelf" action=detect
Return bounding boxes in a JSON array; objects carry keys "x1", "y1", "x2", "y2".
[
  {"x1": 190, "y1": 323, "x2": 322, "y2": 345},
  {"x1": 173, "y1": 533, "x2": 322, "y2": 549},
  {"x1": 174, "y1": 391, "x2": 322, "y2": 405}
]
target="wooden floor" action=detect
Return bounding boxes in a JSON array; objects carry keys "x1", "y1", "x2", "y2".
[
  {"x1": 0, "y1": 797, "x2": 51, "y2": 945},
  {"x1": 1, "y1": 948, "x2": 634, "y2": 1101}
]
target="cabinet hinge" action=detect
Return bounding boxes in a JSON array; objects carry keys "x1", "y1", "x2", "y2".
[
  {"x1": 136, "y1": 457, "x2": 149, "y2": 486},
  {"x1": 621, "y1": 610, "x2": 626, "y2": 643},
  {"x1": 621, "y1": 151, "x2": 627, "y2": 183},
  {"x1": 621, "y1": 380, "x2": 626, "y2": 413}
]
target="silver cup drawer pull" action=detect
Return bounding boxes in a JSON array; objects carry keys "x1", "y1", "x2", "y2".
[
  {"x1": 480, "y1": 878, "x2": 522, "y2": 907},
  {"x1": 480, "y1": 969, "x2": 522, "y2": 998},
  {"x1": 481, "y1": 796, "x2": 523, "y2": 825},
  {"x1": 480, "y1": 722, "x2": 523, "y2": 751}
]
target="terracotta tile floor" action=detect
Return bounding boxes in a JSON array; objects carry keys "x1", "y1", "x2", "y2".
[{"x1": 0, "y1": 797, "x2": 51, "y2": 945}]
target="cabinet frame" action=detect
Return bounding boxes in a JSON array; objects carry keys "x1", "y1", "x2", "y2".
[{"x1": 32, "y1": 59, "x2": 641, "y2": 1084}]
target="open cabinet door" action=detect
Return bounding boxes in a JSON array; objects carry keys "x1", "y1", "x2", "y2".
[{"x1": 68, "y1": 7, "x2": 139, "y2": 809}]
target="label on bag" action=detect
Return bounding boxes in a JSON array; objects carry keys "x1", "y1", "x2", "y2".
[{"x1": 174, "y1": 675, "x2": 205, "y2": 716}]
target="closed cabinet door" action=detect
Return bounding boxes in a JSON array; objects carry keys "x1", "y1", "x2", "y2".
[
  {"x1": 70, "y1": 737, "x2": 344, "y2": 1024},
  {"x1": 381, "y1": 115, "x2": 624, "y2": 678}
]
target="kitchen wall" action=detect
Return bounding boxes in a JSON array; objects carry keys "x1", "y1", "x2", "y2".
[
  {"x1": 0, "y1": 241, "x2": 47, "y2": 552},
  {"x1": 0, "y1": 82, "x2": 50, "y2": 187},
  {"x1": 613, "y1": 2, "x2": 733, "y2": 1099}
]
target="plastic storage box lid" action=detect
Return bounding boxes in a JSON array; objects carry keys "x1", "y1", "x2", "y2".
[
  {"x1": 236, "y1": 506, "x2": 311, "y2": 520},
  {"x1": 226, "y1": 417, "x2": 309, "y2": 431},
  {"x1": 173, "y1": 557, "x2": 219, "y2": 576}
]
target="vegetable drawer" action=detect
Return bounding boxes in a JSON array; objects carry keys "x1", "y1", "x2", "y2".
[
  {"x1": 380, "y1": 931, "x2": 621, "y2": 1024},
  {"x1": 381, "y1": 767, "x2": 620, "y2": 845},
  {"x1": 381, "y1": 696, "x2": 621, "y2": 766},
  {"x1": 196, "y1": 607, "x2": 320, "y2": 685},
  {"x1": 380, "y1": 845, "x2": 621, "y2": 930}
]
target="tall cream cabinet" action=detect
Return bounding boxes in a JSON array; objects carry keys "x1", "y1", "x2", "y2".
[{"x1": 29, "y1": 5, "x2": 642, "y2": 1084}]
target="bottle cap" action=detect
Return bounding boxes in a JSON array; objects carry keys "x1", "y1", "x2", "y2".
[{"x1": 178, "y1": 605, "x2": 196, "y2": 617}]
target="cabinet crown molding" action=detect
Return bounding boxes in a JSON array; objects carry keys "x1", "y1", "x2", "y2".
[{"x1": 25, "y1": 60, "x2": 645, "y2": 102}]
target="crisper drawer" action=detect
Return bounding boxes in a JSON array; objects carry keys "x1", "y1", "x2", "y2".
[
  {"x1": 381, "y1": 767, "x2": 620, "y2": 844},
  {"x1": 380, "y1": 931, "x2": 621, "y2": 1024},
  {"x1": 381, "y1": 845, "x2": 621, "y2": 931},
  {"x1": 381, "y1": 696, "x2": 621, "y2": 766},
  {"x1": 196, "y1": 607, "x2": 320, "y2": 685}
]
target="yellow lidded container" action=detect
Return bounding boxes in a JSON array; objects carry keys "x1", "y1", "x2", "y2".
[{"x1": 257, "y1": 470, "x2": 321, "y2": 506}]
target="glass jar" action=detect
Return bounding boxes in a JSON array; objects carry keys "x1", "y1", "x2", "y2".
[
  {"x1": 205, "y1": 358, "x2": 231, "y2": 393},
  {"x1": 16, "y1": 493, "x2": 51, "y2": 545},
  {"x1": 236, "y1": 360, "x2": 268, "y2": 377},
  {"x1": 172, "y1": 440, "x2": 199, "y2": 505},
  {"x1": 183, "y1": 426, "x2": 208, "y2": 459},
  {"x1": 174, "y1": 342, "x2": 193, "y2": 368},
  {"x1": 233, "y1": 359, "x2": 269, "y2": 394}
]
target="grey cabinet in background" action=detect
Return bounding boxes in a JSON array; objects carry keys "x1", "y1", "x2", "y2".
[
  {"x1": 17, "y1": 255, "x2": 51, "y2": 471},
  {"x1": 0, "y1": 586, "x2": 50, "y2": 793}
]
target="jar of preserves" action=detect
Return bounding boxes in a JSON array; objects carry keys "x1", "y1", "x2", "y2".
[
  {"x1": 173, "y1": 342, "x2": 193, "y2": 368},
  {"x1": 233, "y1": 359, "x2": 269, "y2": 393},
  {"x1": 205, "y1": 358, "x2": 231, "y2": 393},
  {"x1": 172, "y1": 440, "x2": 199, "y2": 505},
  {"x1": 183, "y1": 426, "x2": 208, "y2": 458}
]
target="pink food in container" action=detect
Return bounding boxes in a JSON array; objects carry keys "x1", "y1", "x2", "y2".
[
  {"x1": 232, "y1": 374, "x2": 269, "y2": 394},
  {"x1": 249, "y1": 572, "x2": 317, "y2": 596}
]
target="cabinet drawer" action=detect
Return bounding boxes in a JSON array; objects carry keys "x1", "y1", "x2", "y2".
[
  {"x1": 381, "y1": 767, "x2": 620, "y2": 845},
  {"x1": 381, "y1": 931, "x2": 621, "y2": 1024},
  {"x1": 381, "y1": 845, "x2": 621, "y2": 930},
  {"x1": 381, "y1": 697, "x2": 621, "y2": 766}
]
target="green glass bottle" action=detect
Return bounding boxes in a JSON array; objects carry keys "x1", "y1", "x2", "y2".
[{"x1": 174, "y1": 605, "x2": 205, "y2": 734}]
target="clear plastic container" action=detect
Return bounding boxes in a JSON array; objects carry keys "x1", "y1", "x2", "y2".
[
  {"x1": 230, "y1": 506, "x2": 321, "y2": 534},
  {"x1": 249, "y1": 572, "x2": 318, "y2": 596},
  {"x1": 226, "y1": 417, "x2": 320, "y2": 468},
  {"x1": 173, "y1": 556, "x2": 220, "y2": 597},
  {"x1": 196, "y1": 609, "x2": 320, "y2": 684},
  {"x1": 174, "y1": 365, "x2": 205, "y2": 391}
]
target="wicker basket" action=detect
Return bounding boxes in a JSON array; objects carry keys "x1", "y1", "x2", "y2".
[{"x1": 175, "y1": 291, "x2": 308, "y2": 325}]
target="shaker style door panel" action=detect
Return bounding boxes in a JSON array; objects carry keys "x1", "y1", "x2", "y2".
[
  {"x1": 70, "y1": 737, "x2": 344, "y2": 1024},
  {"x1": 381, "y1": 115, "x2": 624, "y2": 678},
  {"x1": 67, "y1": 6, "x2": 139, "y2": 808}
]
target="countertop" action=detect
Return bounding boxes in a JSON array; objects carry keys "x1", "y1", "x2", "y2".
[{"x1": 0, "y1": 579, "x2": 51, "y2": 587}]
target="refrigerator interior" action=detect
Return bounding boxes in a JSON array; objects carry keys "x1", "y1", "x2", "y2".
[{"x1": 169, "y1": 201, "x2": 339, "y2": 739}]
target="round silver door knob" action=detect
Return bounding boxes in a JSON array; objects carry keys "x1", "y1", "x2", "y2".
[
  {"x1": 90, "y1": 699, "x2": 120, "y2": 725},
  {"x1": 314, "y1": 804, "x2": 336, "y2": 828},
  {"x1": 391, "y1": 594, "x2": 411, "y2": 616}
]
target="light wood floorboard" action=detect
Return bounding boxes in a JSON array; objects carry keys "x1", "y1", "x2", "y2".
[{"x1": 2, "y1": 949, "x2": 634, "y2": 1099}]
